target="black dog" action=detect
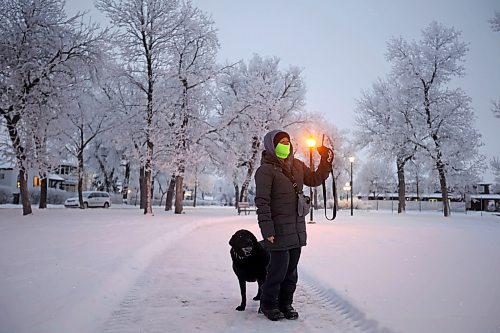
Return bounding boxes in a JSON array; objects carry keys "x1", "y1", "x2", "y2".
[{"x1": 229, "y1": 229, "x2": 270, "y2": 311}]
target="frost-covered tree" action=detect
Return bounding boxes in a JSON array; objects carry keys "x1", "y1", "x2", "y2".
[
  {"x1": 355, "y1": 79, "x2": 418, "y2": 213},
  {"x1": 0, "y1": 0, "x2": 105, "y2": 215},
  {"x1": 96, "y1": 0, "x2": 184, "y2": 215},
  {"x1": 110, "y1": 75, "x2": 149, "y2": 207},
  {"x1": 165, "y1": 2, "x2": 219, "y2": 214},
  {"x1": 212, "y1": 61, "x2": 254, "y2": 206},
  {"x1": 97, "y1": 0, "x2": 219, "y2": 215},
  {"x1": 386, "y1": 21, "x2": 483, "y2": 217},
  {"x1": 215, "y1": 55, "x2": 307, "y2": 203},
  {"x1": 58, "y1": 72, "x2": 116, "y2": 208}
]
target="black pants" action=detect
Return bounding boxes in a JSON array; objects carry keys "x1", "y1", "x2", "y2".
[{"x1": 260, "y1": 247, "x2": 302, "y2": 310}]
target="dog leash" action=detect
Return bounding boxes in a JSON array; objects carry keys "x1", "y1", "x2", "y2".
[
  {"x1": 321, "y1": 134, "x2": 337, "y2": 221},
  {"x1": 322, "y1": 170, "x2": 337, "y2": 220}
]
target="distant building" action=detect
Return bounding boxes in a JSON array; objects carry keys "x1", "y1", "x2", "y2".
[
  {"x1": 363, "y1": 192, "x2": 463, "y2": 202},
  {"x1": 466, "y1": 183, "x2": 500, "y2": 212},
  {"x1": 0, "y1": 162, "x2": 82, "y2": 197}
]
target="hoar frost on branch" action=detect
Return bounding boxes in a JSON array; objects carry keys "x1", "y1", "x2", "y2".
[
  {"x1": 490, "y1": 11, "x2": 500, "y2": 119},
  {"x1": 490, "y1": 11, "x2": 500, "y2": 32},
  {"x1": 492, "y1": 101, "x2": 500, "y2": 119}
]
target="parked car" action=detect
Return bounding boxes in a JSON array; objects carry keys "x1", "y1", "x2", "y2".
[{"x1": 64, "y1": 191, "x2": 111, "y2": 208}]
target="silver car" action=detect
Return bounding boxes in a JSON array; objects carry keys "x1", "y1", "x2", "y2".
[{"x1": 64, "y1": 191, "x2": 111, "y2": 208}]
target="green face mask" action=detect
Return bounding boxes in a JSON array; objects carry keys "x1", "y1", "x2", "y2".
[{"x1": 275, "y1": 143, "x2": 290, "y2": 159}]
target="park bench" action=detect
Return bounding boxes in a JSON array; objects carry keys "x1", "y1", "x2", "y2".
[{"x1": 237, "y1": 201, "x2": 257, "y2": 215}]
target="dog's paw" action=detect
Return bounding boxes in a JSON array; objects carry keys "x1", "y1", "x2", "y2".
[{"x1": 235, "y1": 305, "x2": 245, "y2": 311}]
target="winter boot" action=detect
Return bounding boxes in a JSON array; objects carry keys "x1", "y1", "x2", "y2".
[
  {"x1": 259, "y1": 307, "x2": 285, "y2": 321},
  {"x1": 280, "y1": 305, "x2": 299, "y2": 320}
]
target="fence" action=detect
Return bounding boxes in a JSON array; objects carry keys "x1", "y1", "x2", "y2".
[
  {"x1": 361, "y1": 200, "x2": 466, "y2": 213},
  {"x1": 330, "y1": 198, "x2": 466, "y2": 213}
]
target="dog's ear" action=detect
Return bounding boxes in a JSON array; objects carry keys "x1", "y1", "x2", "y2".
[
  {"x1": 229, "y1": 234, "x2": 235, "y2": 247},
  {"x1": 248, "y1": 231, "x2": 258, "y2": 244}
]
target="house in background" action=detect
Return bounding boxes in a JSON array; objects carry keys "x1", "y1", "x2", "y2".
[
  {"x1": 0, "y1": 163, "x2": 16, "y2": 190},
  {"x1": 0, "y1": 162, "x2": 81, "y2": 201},
  {"x1": 51, "y1": 164, "x2": 79, "y2": 192},
  {"x1": 466, "y1": 183, "x2": 500, "y2": 212}
]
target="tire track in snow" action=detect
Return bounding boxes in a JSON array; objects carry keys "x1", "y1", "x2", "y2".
[{"x1": 299, "y1": 270, "x2": 395, "y2": 333}]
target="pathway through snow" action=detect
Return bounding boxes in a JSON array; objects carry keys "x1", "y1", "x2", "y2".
[{"x1": 102, "y1": 218, "x2": 377, "y2": 333}]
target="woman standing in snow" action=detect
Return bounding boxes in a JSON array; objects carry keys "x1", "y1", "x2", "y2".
[{"x1": 254, "y1": 129, "x2": 333, "y2": 321}]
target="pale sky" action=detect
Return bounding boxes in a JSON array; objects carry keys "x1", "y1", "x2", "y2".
[{"x1": 65, "y1": 0, "x2": 500, "y2": 181}]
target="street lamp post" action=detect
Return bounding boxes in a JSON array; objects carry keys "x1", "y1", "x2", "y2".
[
  {"x1": 349, "y1": 156, "x2": 355, "y2": 216},
  {"x1": 306, "y1": 136, "x2": 316, "y2": 224}
]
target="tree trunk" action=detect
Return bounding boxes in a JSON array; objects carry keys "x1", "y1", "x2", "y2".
[
  {"x1": 174, "y1": 175, "x2": 184, "y2": 214},
  {"x1": 239, "y1": 135, "x2": 260, "y2": 203},
  {"x1": 423, "y1": 84, "x2": 449, "y2": 217},
  {"x1": 123, "y1": 161, "x2": 130, "y2": 203},
  {"x1": 96, "y1": 149, "x2": 114, "y2": 193},
  {"x1": 233, "y1": 182, "x2": 239, "y2": 208},
  {"x1": 193, "y1": 181, "x2": 198, "y2": 207},
  {"x1": 142, "y1": 25, "x2": 155, "y2": 216},
  {"x1": 165, "y1": 175, "x2": 175, "y2": 211},
  {"x1": 239, "y1": 176, "x2": 250, "y2": 202},
  {"x1": 436, "y1": 160, "x2": 450, "y2": 217},
  {"x1": 144, "y1": 141, "x2": 153, "y2": 215},
  {"x1": 77, "y1": 149, "x2": 85, "y2": 209},
  {"x1": 173, "y1": 76, "x2": 188, "y2": 215},
  {"x1": 396, "y1": 158, "x2": 406, "y2": 214},
  {"x1": 139, "y1": 166, "x2": 146, "y2": 209},
  {"x1": 144, "y1": 168, "x2": 152, "y2": 214},
  {"x1": 18, "y1": 169, "x2": 32, "y2": 215},
  {"x1": 101, "y1": 167, "x2": 114, "y2": 193},
  {"x1": 39, "y1": 176, "x2": 47, "y2": 209},
  {"x1": 157, "y1": 178, "x2": 166, "y2": 207},
  {"x1": 107, "y1": 169, "x2": 115, "y2": 193},
  {"x1": 5, "y1": 113, "x2": 31, "y2": 215}
]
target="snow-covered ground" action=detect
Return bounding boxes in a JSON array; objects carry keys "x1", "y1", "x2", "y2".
[{"x1": 0, "y1": 206, "x2": 499, "y2": 333}]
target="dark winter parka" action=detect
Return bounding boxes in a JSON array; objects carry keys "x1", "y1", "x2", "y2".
[{"x1": 254, "y1": 130, "x2": 331, "y2": 251}]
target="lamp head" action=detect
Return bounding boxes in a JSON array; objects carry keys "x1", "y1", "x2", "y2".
[{"x1": 306, "y1": 136, "x2": 316, "y2": 148}]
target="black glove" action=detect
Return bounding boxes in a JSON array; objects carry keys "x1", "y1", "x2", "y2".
[{"x1": 317, "y1": 146, "x2": 334, "y2": 164}]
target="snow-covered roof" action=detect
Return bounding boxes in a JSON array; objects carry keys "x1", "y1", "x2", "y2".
[
  {"x1": 48, "y1": 174, "x2": 65, "y2": 181},
  {"x1": 0, "y1": 162, "x2": 15, "y2": 169},
  {"x1": 469, "y1": 194, "x2": 500, "y2": 199}
]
